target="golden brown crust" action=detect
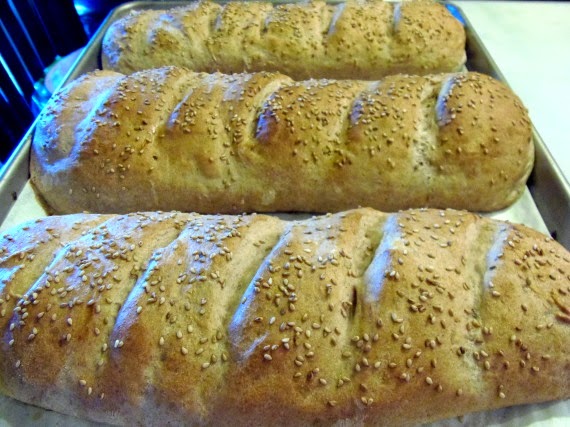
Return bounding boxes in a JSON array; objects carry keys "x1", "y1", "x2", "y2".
[
  {"x1": 30, "y1": 67, "x2": 534, "y2": 214},
  {"x1": 101, "y1": 0, "x2": 466, "y2": 80},
  {"x1": 0, "y1": 208, "x2": 569, "y2": 425}
]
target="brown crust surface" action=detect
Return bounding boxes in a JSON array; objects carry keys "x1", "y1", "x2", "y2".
[
  {"x1": 101, "y1": 0, "x2": 466, "y2": 80},
  {"x1": 0, "y1": 208, "x2": 569, "y2": 425},
  {"x1": 30, "y1": 67, "x2": 533, "y2": 214}
]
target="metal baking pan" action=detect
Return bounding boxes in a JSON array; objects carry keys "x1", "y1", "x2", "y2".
[{"x1": 0, "y1": 2, "x2": 569, "y2": 425}]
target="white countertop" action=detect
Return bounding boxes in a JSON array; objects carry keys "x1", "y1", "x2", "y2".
[{"x1": 455, "y1": 0, "x2": 570, "y2": 184}]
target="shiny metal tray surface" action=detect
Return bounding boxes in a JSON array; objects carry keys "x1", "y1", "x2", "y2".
[{"x1": 0, "y1": 2, "x2": 569, "y2": 426}]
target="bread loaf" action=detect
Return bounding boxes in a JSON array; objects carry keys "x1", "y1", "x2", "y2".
[
  {"x1": 0, "y1": 208, "x2": 569, "y2": 425},
  {"x1": 101, "y1": 0, "x2": 466, "y2": 80},
  {"x1": 31, "y1": 67, "x2": 533, "y2": 215}
]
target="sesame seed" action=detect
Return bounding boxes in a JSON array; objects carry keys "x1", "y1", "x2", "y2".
[{"x1": 391, "y1": 312, "x2": 403, "y2": 323}]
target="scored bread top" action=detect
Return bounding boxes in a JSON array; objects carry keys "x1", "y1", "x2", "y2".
[
  {"x1": 0, "y1": 208, "x2": 569, "y2": 425},
  {"x1": 31, "y1": 67, "x2": 533, "y2": 214},
  {"x1": 102, "y1": 0, "x2": 466, "y2": 79}
]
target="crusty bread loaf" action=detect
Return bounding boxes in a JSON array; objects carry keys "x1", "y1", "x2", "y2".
[
  {"x1": 102, "y1": 0, "x2": 466, "y2": 80},
  {"x1": 31, "y1": 67, "x2": 533, "y2": 215},
  {"x1": 0, "y1": 208, "x2": 569, "y2": 425}
]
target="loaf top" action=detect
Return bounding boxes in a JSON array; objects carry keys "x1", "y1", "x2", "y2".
[
  {"x1": 30, "y1": 67, "x2": 533, "y2": 215},
  {"x1": 0, "y1": 208, "x2": 569, "y2": 426},
  {"x1": 102, "y1": 0, "x2": 466, "y2": 79}
]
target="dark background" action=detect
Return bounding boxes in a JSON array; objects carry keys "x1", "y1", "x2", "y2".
[{"x1": 0, "y1": 0, "x2": 148, "y2": 166}]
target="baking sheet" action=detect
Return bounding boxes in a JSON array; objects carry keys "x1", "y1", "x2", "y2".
[
  {"x1": 0, "y1": 1, "x2": 569, "y2": 425},
  {"x1": 1, "y1": 1, "x2": 569, "y2": 246}
]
